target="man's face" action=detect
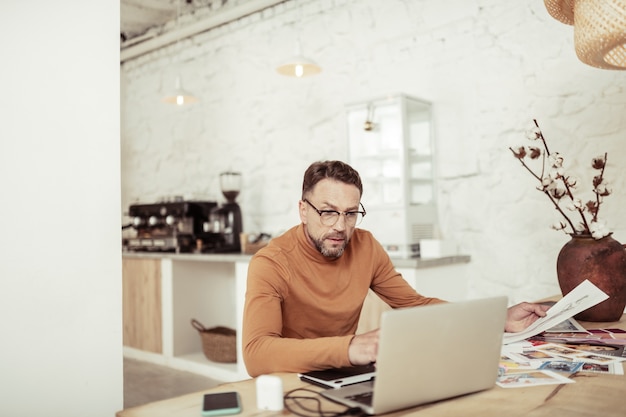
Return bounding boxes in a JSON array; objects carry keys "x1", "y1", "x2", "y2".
[{"x1": 299, "y1": 178, "x2": 362, "y2": 258}]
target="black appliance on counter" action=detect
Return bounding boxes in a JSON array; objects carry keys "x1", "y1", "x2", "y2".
[
  {"x1": 207, "y1": 172, "x2": 243, "y2": 253},
  {"x1": 123, "y1": 174, "x2": 245, "y2": 253},
  {"x1": 122, "y1": 199, "x2": 242, "y2": 253},
  {"x1": 123, "y1": 200, "x2": 215, "y2": 253}
]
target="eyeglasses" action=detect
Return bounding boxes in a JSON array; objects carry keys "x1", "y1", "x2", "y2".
[{"x1": 303, "y1": 199, "x2": 366, "y2": 227}]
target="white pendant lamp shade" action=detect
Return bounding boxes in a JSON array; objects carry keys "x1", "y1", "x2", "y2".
[
  {"x1": 276, "y1": 57, "x2": 322, "y2": 77},
  {"x1": 276, "y1": 42, "x2": 321, "y2": 77},
  {"x1": 544, "y1": 0, "x2": 626, "y2": 70},
  {"x1": 162, "y1": 75, "x2": 199, "y2": 106},
  {"x1": 161, "y1": 0, "x2": 200, "y2": 104}
]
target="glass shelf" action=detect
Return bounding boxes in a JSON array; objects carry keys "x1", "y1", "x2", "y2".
[{"x1": 347, "y1": 94, "x2": 437, "y2": 258}]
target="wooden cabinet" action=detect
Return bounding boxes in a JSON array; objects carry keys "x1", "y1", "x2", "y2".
[
  {"x1": 122, "y1": 258, "x2": 162, "y2": 353},
  {"x1": 122, "y1": 253, "x2": 252, "y2": 382}
]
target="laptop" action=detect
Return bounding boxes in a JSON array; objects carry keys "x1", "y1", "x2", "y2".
[{"x1": 320, "y1": 296, "x2": 508, "y2": 415}]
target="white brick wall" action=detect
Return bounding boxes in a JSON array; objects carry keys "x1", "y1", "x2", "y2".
[{"x1": 121, "y1": 0, "x2": 626, "y2": 304}]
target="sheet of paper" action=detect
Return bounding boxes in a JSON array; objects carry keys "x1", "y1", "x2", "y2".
[
  {"x1": 496, "y1": 369, "x2": 574, "y2": 388},
  {"x1": 502, "y1": 279, "x2": 609, "y2": 345},
  {"x1": 543, "y1": 317, "x2": 588, "y2": 333}
]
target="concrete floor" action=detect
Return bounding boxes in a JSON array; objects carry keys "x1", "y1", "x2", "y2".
[{"x1": 123, "y1": 358, "x2": 222, "y2": 409}]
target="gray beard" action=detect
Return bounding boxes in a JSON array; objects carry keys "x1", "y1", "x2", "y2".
[{"x1": 308, "y1": 230, "x2": 348, "y2": 258}]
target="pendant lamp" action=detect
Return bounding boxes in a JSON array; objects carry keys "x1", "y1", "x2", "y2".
[
  {"x1": 544, "y1": 0, "x2": 626, "y2": 70},
  {"x1": 276, "y1": 41, "x2": 322, "y2": 77},
  {"x1": 162, "y1": 75, "x2": 199, "y2": 105},
  {"x1": 161, "y1": 0, "x2": 199, "y2": 104}
]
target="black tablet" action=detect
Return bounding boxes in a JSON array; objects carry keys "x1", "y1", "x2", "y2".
[{"x1": 298, "y1": 364, "x2": 376, "y2": 389}]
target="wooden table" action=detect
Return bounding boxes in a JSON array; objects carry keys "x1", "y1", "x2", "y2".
[{"x1": 117, "y1": 316, "x2": 626, "y2": 417}]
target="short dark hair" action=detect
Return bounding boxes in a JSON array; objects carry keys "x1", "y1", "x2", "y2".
[{"x1": 302, "y1": 160, "x2": 363, "y2": 199}]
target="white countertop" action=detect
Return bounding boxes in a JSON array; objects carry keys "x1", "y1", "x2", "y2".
[{"x1": 122, "y1": 251, "x2": 470, "y2": 269}]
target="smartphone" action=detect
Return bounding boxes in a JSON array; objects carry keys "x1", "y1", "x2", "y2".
[{"x1": 201, "y1": 391, "x2": 242, "y2": 417}]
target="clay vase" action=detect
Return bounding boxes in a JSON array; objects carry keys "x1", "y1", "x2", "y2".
[{"x1": 556, "y1": 234, "x2": 626, "y2": 322}]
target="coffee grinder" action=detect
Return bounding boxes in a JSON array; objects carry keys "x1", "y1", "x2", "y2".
[{"x1": 208, "y1": 171, "x2": 243, "y2": 252}]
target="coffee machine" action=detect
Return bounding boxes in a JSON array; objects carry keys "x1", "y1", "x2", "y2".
[
  {"x1": 123, "y1": 199, "x2": 218, "y2": 253},
  {"x1": 207, "y1": 172, "x2": 243, "y2": 252}
]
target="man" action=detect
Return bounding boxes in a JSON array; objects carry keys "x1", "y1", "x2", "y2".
[{"x1": 242, "y1": 160, "x2": 549, "y2": 377}]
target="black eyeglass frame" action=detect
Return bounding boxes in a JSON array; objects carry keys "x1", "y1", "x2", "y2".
[{"x1": 302, "y1": 198, "x2": 367, "y2": 226}]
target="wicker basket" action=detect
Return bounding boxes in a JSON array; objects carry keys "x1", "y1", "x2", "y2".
[{"x1": 191, "y1": 319, "x2": 237, "y2": 363}]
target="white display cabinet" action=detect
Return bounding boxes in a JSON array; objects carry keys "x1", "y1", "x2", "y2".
[{"x1": 347, "y1": 94, "x2": 437, "y2": 258}]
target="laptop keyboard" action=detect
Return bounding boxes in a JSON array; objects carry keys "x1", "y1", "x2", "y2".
[{"x1": 346, "y1": 392, "x2": 373, "y2": 406}]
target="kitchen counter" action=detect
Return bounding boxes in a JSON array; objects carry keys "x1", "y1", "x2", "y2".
[
  {"x1": 390, "y1": 255, "x2": 470, "y2": 269},
  {"x1": 122, "y1": 250, "x2": 253, "y2": 263},
  {"x1": 122, "y1": 250, "x2": 470, "y2": 269}
]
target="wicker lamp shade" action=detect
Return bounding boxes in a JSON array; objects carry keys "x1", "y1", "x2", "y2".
[
  {"x1": 544, "y1": 0, "x2": 626, "y2": 70},
  {"x1": 545, "y1": 0, "x2": 576, "y2": 23}
]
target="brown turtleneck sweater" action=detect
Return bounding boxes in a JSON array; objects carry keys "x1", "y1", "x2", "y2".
[{"x1": 242, "y1": 223, "x2": 444, "y2": 377}]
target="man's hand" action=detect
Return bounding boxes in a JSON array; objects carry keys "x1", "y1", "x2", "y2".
[
  {"x1": 505, "y1": 302, "x2": 551, "y2": 332},
  {"x1": 348, "y1": 328, "x2": 380, "y2": 365}
]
